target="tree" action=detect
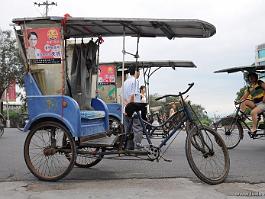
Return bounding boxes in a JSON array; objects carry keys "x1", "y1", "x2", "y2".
[
  {"x1": 235, "y1": 86, "x2": 247, "y2": 101},
  {"x1": 0, "y1": 29, "x2": 24, "y2": 113},
  {"x1": 190, "y1": 103, "x2": 212, "y2": 125},
  {"x1": 148, "y1": 94, "x2": 212, "y2": 125}
]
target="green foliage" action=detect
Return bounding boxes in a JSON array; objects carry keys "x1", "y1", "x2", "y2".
[
  {"x1": 190, "y1": 103, "x2": 212, "y2": 125},
  {"x1": 0, "y1": 29, "x2": 24, "y2": 112},
  {"x1": 235, "y1": 86, "x2": 247, "y2": 101},
  {"x1": 3, "y1": 110, "x2": 19, "y2": 127},
  {"x1": 149, "y1": 94, "x2": 212, "y2": 125}
]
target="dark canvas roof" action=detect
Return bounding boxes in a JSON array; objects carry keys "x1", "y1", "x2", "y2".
[
  {"x1": 12, "y1": 16, "x2": 216, "y2": 39},
  {"x1": 100, "y1": 60, "x2": 196, "y2": 69},
  {"x1": 214, "y1": 65, "x2": 265, "y2": 74}
]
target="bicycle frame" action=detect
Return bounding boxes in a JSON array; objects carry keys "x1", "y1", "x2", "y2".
[
  {"x1": 127, "y1": 83, "x2": 197, "y2": 150},
  {"x1": 223, "y1": 102, "x2": 265, "y2": 139}
]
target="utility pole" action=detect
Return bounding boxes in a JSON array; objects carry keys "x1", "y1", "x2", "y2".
[{"x1": 34, "y1": 1, "x2": 57, "y2": 17}]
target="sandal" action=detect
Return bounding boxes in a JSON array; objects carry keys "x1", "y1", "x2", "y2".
[{"x1": 248, "y1": 130, "x2": 257, "y2": 138}]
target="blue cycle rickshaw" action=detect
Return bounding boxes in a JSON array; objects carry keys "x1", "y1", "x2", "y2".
[{"x1": 12, "y1": 16, "x2": 229, "y2": 184}]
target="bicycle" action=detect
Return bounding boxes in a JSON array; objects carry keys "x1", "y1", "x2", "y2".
[
  {"x1": 214, "y1": 99, "x2": 265, "y2": 149},
  {"x1": 0, "y1": 113, "x2": 5, "y2": 137},
  {"x1": 16, "y1": 113, "x2": 29, "y2": 131},
  {"x1": 122, "y1": 83, "x2": 230, "y2": 184}
]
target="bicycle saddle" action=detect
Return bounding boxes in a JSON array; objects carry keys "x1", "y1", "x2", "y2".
[{"x1": 125, "y1": 102, "x2": 148, "y2": 117}]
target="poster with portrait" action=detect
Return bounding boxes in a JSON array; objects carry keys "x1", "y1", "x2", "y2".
[
  {"x1": 24, "y1": 27, "x2": 62, "y2": 64},
  {"x1": 98, "y1": 65, "x2": 116, "y2": 84}
]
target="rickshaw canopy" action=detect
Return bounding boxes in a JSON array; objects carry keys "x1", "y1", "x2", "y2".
[
  {"x1": 214, "y1": 64, "x2": 265, "y2": 74},
  {"x1": 12, "y1": 16, "x2": 216, "y2": 39},
  {"x1": 100, "y1": 60, "x2": 197, "y2": 70}
]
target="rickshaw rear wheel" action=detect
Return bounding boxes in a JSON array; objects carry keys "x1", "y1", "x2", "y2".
[{"x1": 24, "y1": 121, "x2": 76, "y2": 181}]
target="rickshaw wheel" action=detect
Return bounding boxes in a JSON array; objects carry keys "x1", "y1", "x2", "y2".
[
  {"x1": 75, "y1": 147, "x2": 105, "y2": 168},
  {"x1": 24, "y1": 121, "x2": 76, "y2": 181},
  {"x1": 109, "y1": 116, "x2": 122, "y2": 135}
]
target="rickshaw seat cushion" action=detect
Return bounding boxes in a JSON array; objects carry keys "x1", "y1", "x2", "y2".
[{"x1": 80, "y1": 110, "x2": 105, "y2": 120}]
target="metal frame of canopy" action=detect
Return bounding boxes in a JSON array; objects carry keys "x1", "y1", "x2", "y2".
[{"x1": 12, "y1": 16, "x2": 216, "y2": 123}]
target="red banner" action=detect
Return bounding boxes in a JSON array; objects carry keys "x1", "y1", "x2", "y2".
[
  {"x1": 24, "y1": 27, "x2": 62, "y2": 63},
  {"x1": 3, "y1": 81, "x2": 16, "y2": 102},
  {"x1": 98, "y1": 65, "x2": 116, "y2": 84}
]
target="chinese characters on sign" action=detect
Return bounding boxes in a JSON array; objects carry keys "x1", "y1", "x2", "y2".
[
  {"x1": 98, "y1": 65, "x2": 116, "y2": 85},
  {"x1": 24, "y1": 27, "x2": 62, "y2": 64},
  {"x1": 98, "y1": 65, "x2": 117, "y2": 103}
]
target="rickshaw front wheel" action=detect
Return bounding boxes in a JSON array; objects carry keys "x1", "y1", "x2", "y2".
[{"x1": 24, "y1": 121, "x2": 76, "y2": 181}]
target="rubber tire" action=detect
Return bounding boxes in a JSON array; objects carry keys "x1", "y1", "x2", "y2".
[
  {"x1": 0, "y1": 116, "x2": 4, "y2": 137},
  {"x1": 185, "y1": 125, "x2": 230, "y2": 185},
  {"x1": 75, "y1": 147, "x2": 104, "y2": 168},
  {"x1": 0, "y1": 127, "x2": 3, "y2": 137},
  {"x1": 215, "y1": 117, "x2": 243, "y2": 149},
  {"x1": 24, "y1": 121, "x2": 76, "y2": 181},
  {"x1": 109, "y1": 116, "x2": 122, "y2": 135}
]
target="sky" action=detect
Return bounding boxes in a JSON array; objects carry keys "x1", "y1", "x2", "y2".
[{"x1": 1, "y1": 0, "x2": 265, "y2": 117}]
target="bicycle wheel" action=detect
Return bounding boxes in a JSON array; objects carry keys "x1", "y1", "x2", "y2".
[
  {"x1": 0, "y1": 116, "x2": 4, "y2": 137},
  {"x1": 16, "y1": 114, "x2": 28, "y2": 132},
  {"x1": 215, "y1": 117, "x2": 242, "y2": 149},
  {"x1": 75, "y1": 147, "x2": 104, "y2": 168},
  {"x1": 185, "y1": 125, "x2": 230, "y2": 185},
  {"x1": 24, "y1": 121, "x2": 76, "y2": 181}
]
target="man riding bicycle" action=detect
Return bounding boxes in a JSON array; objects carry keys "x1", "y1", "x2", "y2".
[{"x1": 240, "y1": 72, "x2": 265, "y2": 136}]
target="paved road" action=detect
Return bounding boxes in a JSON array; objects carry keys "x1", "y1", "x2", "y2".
[{"x1": 0, "y1": 128, "x2": 265, "y2": 183}]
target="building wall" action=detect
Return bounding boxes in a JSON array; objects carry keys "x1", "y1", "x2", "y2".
[{"x1": 255, "y1": 43, "x2": 265, "y2": 66}]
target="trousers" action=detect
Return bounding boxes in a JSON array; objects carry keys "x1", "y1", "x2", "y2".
[{"x1": 123, "y1": 114, "x2": 143, "y2": 149}]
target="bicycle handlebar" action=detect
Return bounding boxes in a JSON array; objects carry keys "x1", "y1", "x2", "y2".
[
  {"x1": 155, "y1": 83, "x2": 194, "y2": 101},
  {"x1": 234, "y1": 98, "x2": 252, "y2": 105}
]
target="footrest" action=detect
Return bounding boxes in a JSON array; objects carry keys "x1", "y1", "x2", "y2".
[{"x1": 80, "y1": 135, "x2": 118, "y2": 147}]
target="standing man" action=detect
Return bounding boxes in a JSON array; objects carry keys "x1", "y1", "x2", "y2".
[{"x1": 123, "y1": 65, "x2": 143, "y2": 150}]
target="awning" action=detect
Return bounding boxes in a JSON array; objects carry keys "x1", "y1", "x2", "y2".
[
  {"x1": 12, "y1": 16, "x2": 216, "y2": 39},
  {"x1": 214, "y1": 64, "x2": 265, "y2": 74}
]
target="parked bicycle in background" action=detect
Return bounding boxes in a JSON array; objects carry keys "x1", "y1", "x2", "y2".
[{"x1": 0, "y1": 113, "x2": 5, "y2": 137}]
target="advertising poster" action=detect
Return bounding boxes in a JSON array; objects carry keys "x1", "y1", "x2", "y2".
[
  {"x1": 7, "y1": 81, "x2": 16, "y2": 102},
  {"x1": 98, "y1": 65, "x2": 116, "y2": 84},
  {"x1": 98, "y1": 84, "x2": 117, "y2": 103},
  {"x1": 2, "y1": 81, "x2": 16, "y2": 102},
  {"x1": 24, "y1": 27, "x2": 62, "y2": 64}
]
